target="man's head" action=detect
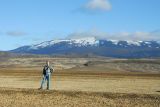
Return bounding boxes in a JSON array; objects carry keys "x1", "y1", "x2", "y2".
[{"x1": 46, "y1": 61, "x2": 50, "y2": 66}]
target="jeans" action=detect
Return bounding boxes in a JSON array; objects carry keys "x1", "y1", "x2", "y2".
[{"x1": 40, "y1": 74, "x2": 51, "y2": 89}]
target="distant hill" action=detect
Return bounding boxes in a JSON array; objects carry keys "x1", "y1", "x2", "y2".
[
  {"x1": 0, "y1": 51, "x2": 11, "y2": 61},
  {"x1": 0, "y1": 51, "x2": 10, "y2": 57},
  {"x1": 10, "y1": 37, "x2": 160, "y2": 58}
]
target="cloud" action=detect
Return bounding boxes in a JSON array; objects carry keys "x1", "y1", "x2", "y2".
[
  {"x1": 85, "y1": 0, "x2": 112, "y2": 11},
  {"x1": 67, "y1": 30, "x2": 107, "y2": 39},
  {"x1": 108, "y1": 32, "x2": 160, "y2": 41},
  {"x1": 67, "y1": 29, "x2": 160, "y2": 41},
  {"x1": 6, "y1": 31, "x2": 27, "y2": 36}
]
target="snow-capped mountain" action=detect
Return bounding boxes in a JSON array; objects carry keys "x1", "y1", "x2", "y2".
[
  {"x1": 10, "y1": 37, "x2": 160, "y2": 58},
  {"x1": 29, "y1": 37, "x2": 99, "y2": 49}
]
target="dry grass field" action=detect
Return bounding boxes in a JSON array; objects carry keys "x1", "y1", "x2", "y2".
[
  {"x1": 0, "y1": 88, "x2": 159, "y2": 107},
  {"x1": 0, "y1": 57, "x2": 159, "y2": 107}
]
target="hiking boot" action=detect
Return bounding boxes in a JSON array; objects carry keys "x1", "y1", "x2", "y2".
[{"x1": 38, "y1": 87, "x2": 42, "y2": 90}]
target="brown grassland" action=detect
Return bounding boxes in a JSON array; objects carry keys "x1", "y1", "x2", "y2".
[{"x1": 0, "y1": 57, "x2": 159, "y2": 107}]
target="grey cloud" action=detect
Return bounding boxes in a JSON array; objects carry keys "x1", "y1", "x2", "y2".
[
  {"x1": 67, "y1": 30, "x2": 160, "y2": 41},
  {"x1": 6, "y1": 31, "x2": 27, "y2": 36}
]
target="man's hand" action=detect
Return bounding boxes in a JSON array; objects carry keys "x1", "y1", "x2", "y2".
[{"x1": 50, "y1": 68, "x2": 54, "y2": 73}]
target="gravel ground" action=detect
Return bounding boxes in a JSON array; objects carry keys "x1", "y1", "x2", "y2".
[{"x1": 0, "y1": 88, "x2": 159, "y2": 107}]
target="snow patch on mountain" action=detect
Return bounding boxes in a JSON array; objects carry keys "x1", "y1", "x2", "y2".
[
  {"x1": 126, "y1": 41, "x2": 141, "y2": 46},
  {"x1": 110, "y1": 40, "x2": 119, "y2": 45},
  {"x1": 30, "y1": 37, "x2": 99, "y2": 49},
  {"x1": 72, "y1": 37, "x2": 99, "y2": 46},
  {"x1": 27, "y1": 37, "x2": 160, "y2": 50}
]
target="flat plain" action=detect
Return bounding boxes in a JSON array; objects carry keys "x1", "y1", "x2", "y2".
[{"x1": 0, "y1": 57, "x2": 159, "y2": 107}]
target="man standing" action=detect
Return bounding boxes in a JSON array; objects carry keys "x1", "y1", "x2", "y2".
[{"x1": 39, "y1": 61, "x2": 54, "y2": 90}]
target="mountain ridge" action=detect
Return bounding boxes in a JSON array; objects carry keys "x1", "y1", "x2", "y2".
[{"x1": 10, "y1": 37, "x2": 160, "y2": 58}]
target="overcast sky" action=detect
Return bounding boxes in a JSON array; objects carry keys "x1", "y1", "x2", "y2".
[{"x1": 0, "y1": 0, "x2": 160, "y2": 50}]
